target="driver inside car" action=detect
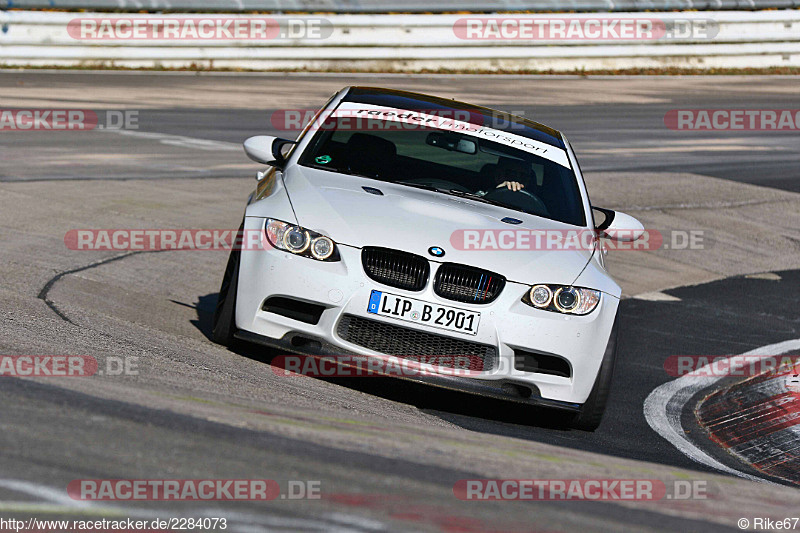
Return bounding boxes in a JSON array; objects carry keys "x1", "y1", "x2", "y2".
[{"x1": 478, "y1": 157, "x2": 531, "y2": 194}]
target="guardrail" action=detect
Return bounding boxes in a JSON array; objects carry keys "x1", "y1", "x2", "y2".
[
  {"x1": 2, "y1": 0, "x2": 800, "y2": 13},
  {"x1": 1, "y1": 10, "x2": 798, "y2": 71}
]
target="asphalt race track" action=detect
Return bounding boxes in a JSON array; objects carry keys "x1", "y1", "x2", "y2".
[{"x1": 1, "y1": 72, "x2": 799, "y2": 532}]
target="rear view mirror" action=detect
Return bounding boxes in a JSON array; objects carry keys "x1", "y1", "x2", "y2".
[{"x1": 425, "y1": 132, "x2": 477, "y2": 154}]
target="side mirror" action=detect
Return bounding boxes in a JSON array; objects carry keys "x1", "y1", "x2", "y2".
[
  {"x1": 593, "y1": 207, "x2": 644, "y2": 242},
  {"x1": 243, "y1": 135, "x2": 295, "y2": 169}
]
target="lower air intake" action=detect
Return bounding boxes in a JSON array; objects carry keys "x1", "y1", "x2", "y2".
[{"x1": 337, "y1": 315, "x2": 496, "y2": 372}]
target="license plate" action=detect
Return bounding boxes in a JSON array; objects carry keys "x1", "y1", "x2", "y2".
[{"x1": 367, "y1": 290, "x2": 480, "y2": 335}]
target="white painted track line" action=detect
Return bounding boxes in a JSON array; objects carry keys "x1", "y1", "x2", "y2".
[{"x1": 644, "y1": 338, "x2": 800, "y2": 483}]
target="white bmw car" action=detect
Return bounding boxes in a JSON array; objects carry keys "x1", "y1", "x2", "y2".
[{"x1": 212, "y1": 87, "x2": 643, "y2": 430}]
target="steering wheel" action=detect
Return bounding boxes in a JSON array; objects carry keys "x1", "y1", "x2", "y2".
[{"x1": 484, "y1": 187, "x2": 550, "y2": 217}]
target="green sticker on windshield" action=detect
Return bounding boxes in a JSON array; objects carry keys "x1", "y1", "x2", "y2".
[{"x1": 315, "y1": 155, "x2": 332, "y2": 164}]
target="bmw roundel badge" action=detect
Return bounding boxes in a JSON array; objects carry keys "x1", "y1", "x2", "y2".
[{"x1": 428, "y1": 246, "x2": 445, "y2": 257}]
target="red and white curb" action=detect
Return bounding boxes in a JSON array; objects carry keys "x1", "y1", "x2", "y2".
[
  {"x1": 644, "y1": 338, "x2": 800, "y2": 483},
  {"x1": 696, "y1": 363, "x2": 800, "y2": 484}
]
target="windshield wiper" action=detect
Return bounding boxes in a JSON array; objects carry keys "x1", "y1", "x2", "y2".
[
  {"x1": 445, "y1": 189, "x2": 510, "y2": 209},
  {"x1": 331, "y1": 167, "x2": 379, "y2": 180},
  {"x1": 395, "y1": 181, "x2": 443, "y2": 193},
  {"x1": 395, "y1": 181, "x2": 512, "y2": 209},
  {"x1": 393, "y1": 181, "x2": 516, "y2": 211}
]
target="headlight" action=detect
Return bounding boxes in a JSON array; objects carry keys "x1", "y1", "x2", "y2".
[
  {"x1": 529, "y1": 285, "x2": 553, "y2": 308},
  {"x1": 283, "y1": 227, "x2": 310, "y2": 253},
  {"x1": 311, "y1": 236, "x2": 335, "y2": 260},
  {"x1": 265, "y1": 219, "x2": 339, "y2": 261},
  {"x1": 524, "y1": 284, "x2": 600, "y2": 315},
  {"x1": 554, "y1": 287, "x2": 579, "y2": 313}
]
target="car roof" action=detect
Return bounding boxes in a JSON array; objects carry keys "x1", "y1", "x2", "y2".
[{"x1": 342, "y1": 86, "x2": 566, "y2": 150}]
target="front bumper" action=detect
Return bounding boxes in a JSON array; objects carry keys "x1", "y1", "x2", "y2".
[{"x1": 235, "y1": 216, "x2": 619, "y2": 405}]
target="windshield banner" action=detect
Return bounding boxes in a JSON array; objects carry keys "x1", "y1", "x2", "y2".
[{"x1": 331, "y1": 102, "x2": 571, "y2": 168}]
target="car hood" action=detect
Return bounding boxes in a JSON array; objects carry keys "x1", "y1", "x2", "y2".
[{"x1": 279, "y1": 165, "x2": 593, "y2": 286}]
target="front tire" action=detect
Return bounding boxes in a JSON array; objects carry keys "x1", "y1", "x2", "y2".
[
  {"x1": 211, "y1": 227, "x2": 242, "y2": 346},
  {"x1": 569, "y1": 313, "x2": 619, "y2": 431}
]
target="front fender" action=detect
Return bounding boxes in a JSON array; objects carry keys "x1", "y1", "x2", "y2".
[
  {"x1": 572, "y1": 250, "x2": 622, "y2": 299},
  {"x1": 244, "y1": 169, "x2": 298, "y2": 224}
]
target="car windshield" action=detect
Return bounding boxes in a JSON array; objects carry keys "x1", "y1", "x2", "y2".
[{"x1": 298, "y1": 114, "x2": 586, "y2": 226}]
